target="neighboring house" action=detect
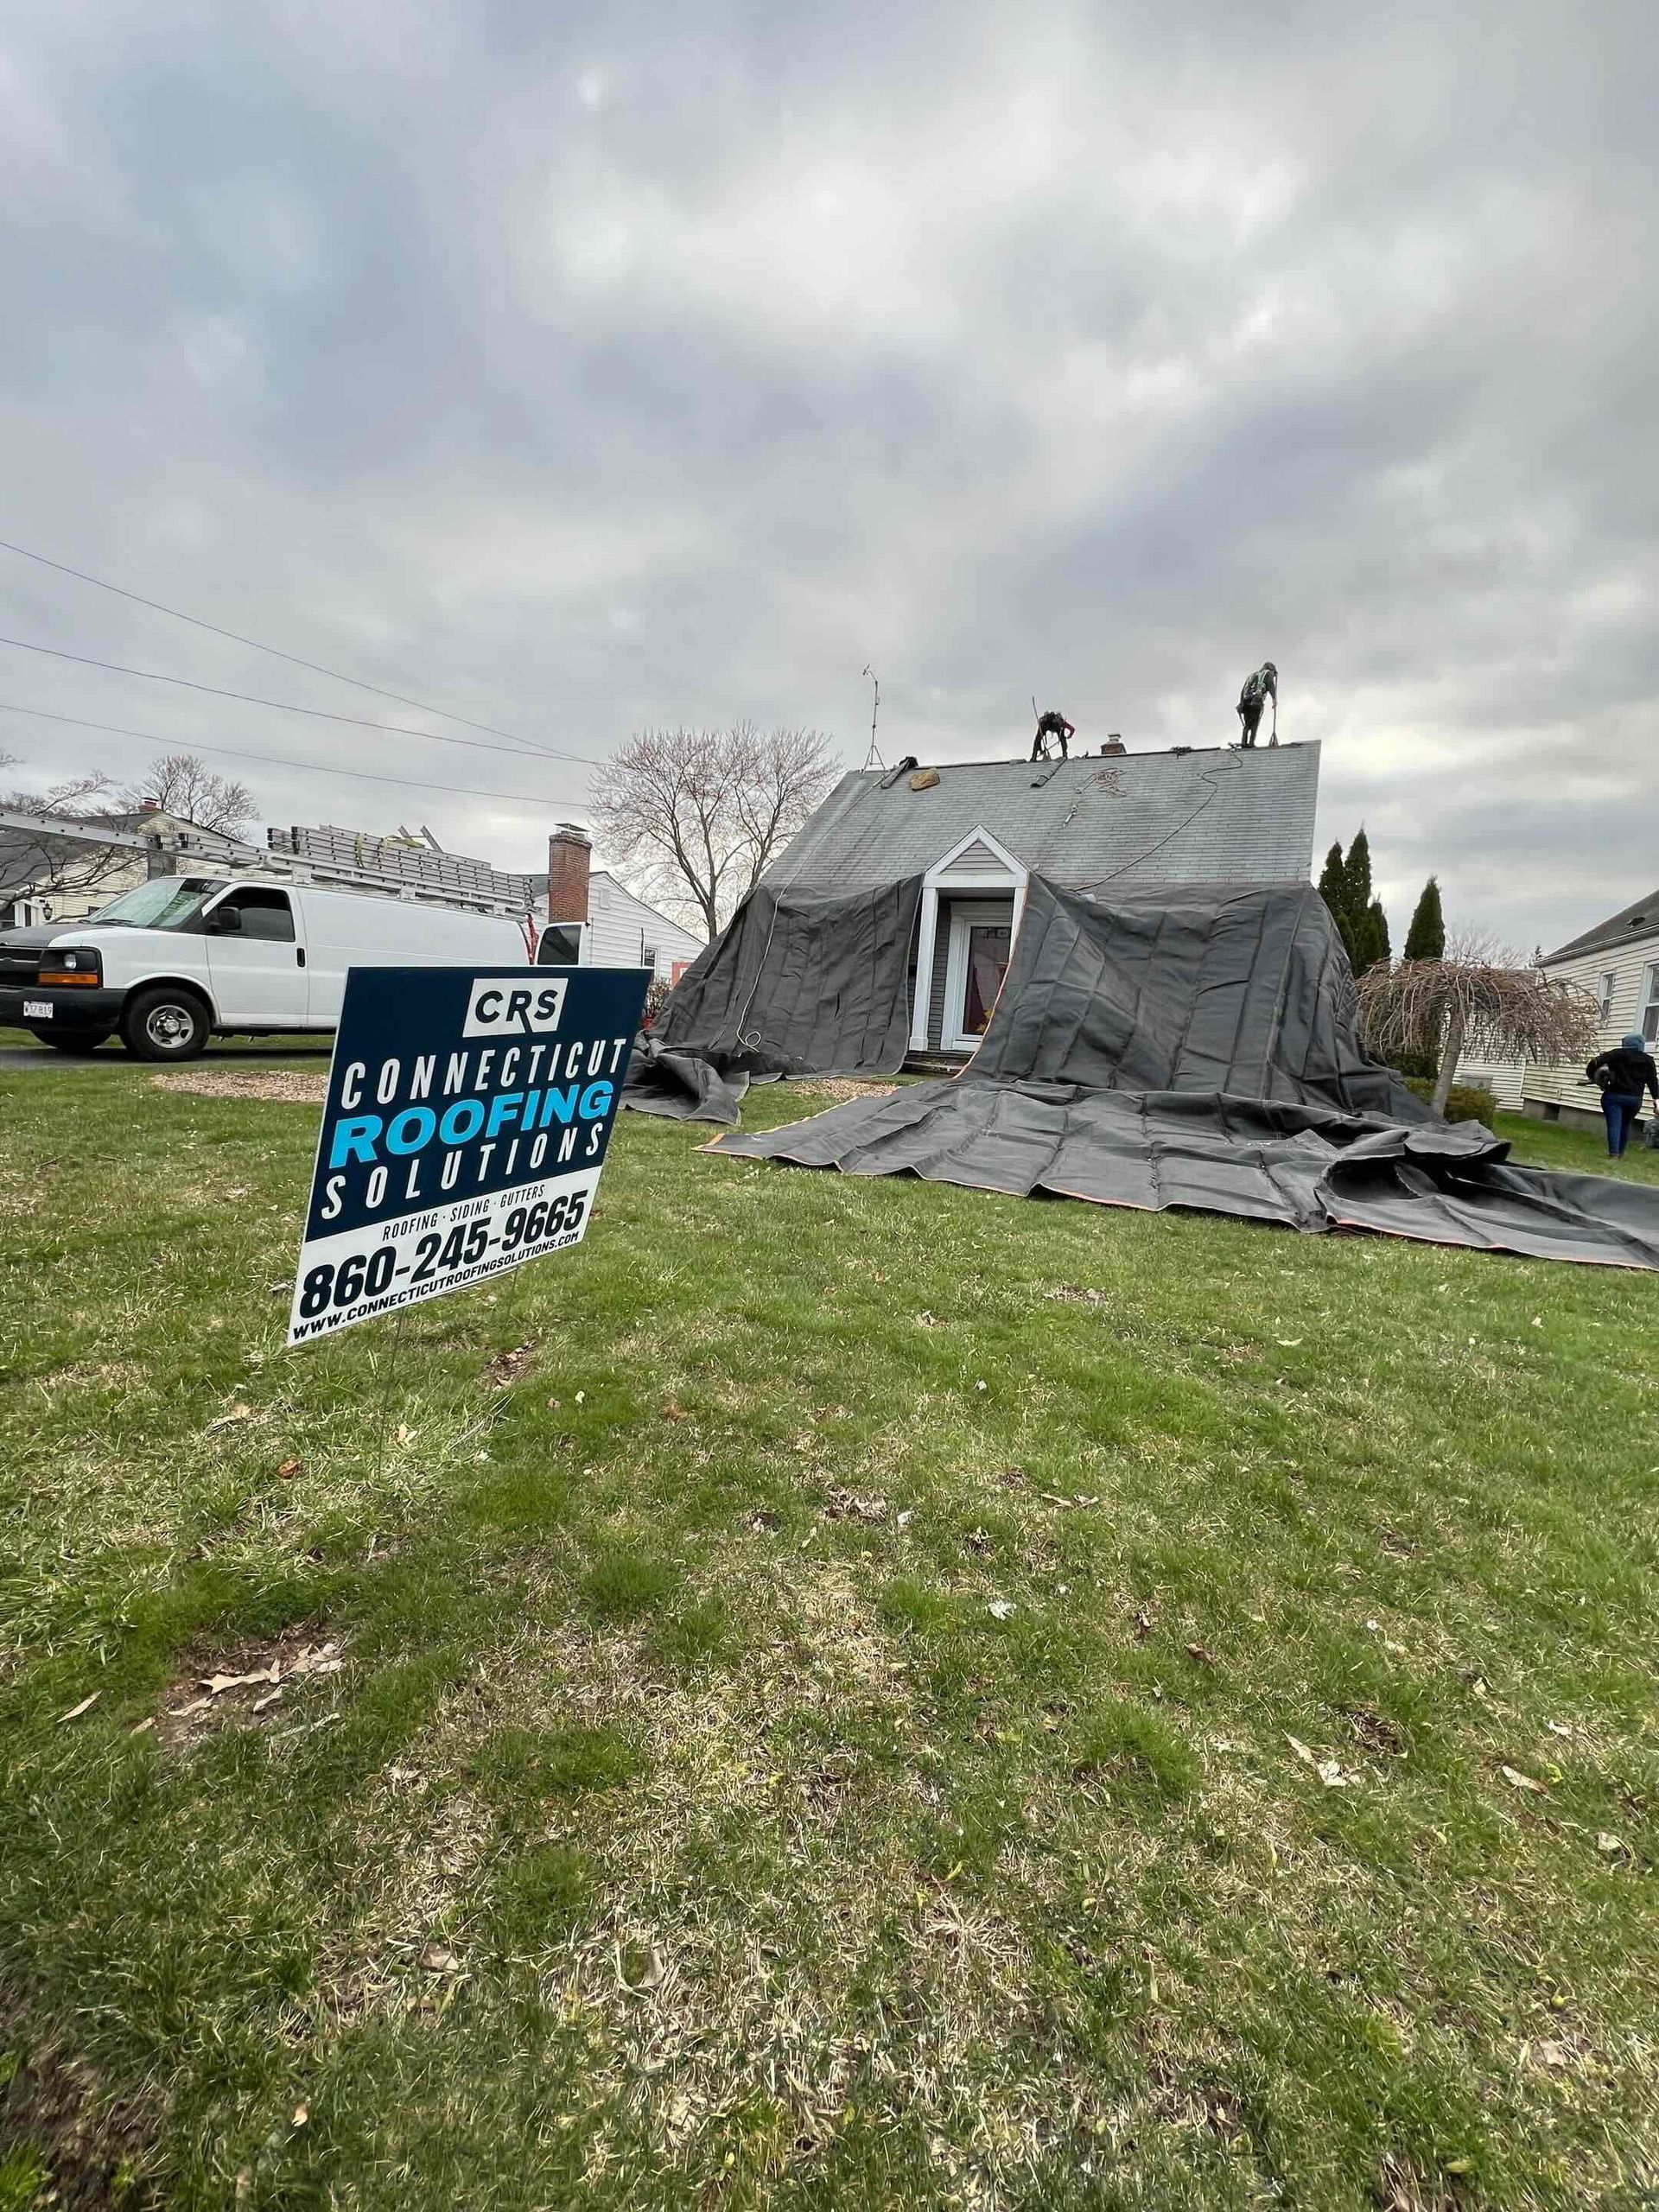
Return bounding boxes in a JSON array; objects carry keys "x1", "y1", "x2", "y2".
[
  {"x1": 1462, "y1": 888, "x2": 1659, "y2": 1132},
  {"x1": 765, "y1": 742, "x2": 1320, "y2": 1056},
  {"x1": 0, "y1": 805, "x2": 260, "y2": 928},
  {"x1": 544, "y1": 824, "x2": 703, "y2": 982}
]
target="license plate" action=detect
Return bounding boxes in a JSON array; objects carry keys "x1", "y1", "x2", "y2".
[{"x1": 22, "y1": 999, "x2": 52, "y2": 1019}]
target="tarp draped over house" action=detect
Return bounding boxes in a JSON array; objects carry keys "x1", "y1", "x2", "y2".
[
  {"x1": 963, "y1": 878, "x2": 1428, "y2": 1115},
  {"x1": 710, "y1": 877, "x2": 1659, "y2": 1269},
  {"x1": 622, "y1": 876, "x2": 923, "y2": 1123}
]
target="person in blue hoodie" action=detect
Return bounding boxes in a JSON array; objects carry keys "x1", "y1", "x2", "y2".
[{"x1": 1586, "y1": 1033, "x2": 1659, "y2": 1158}]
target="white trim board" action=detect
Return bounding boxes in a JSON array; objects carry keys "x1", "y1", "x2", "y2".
[{"x1": 910, "y1": 825, "x2": 1029, "y2": 1052}]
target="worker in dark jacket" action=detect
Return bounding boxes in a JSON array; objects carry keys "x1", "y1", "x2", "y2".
[{"x1": 1586, "y1": 1033, "x2": 1659, "y2": 1158}]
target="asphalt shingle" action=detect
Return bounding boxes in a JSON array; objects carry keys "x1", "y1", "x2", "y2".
[{"x1": 765, "y1": 743, "x2": 1320, "y2": 891}]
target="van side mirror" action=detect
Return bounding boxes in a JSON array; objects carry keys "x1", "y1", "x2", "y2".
[{"x1": 207, "y1": 906, "x2": 243, "y2": 934}]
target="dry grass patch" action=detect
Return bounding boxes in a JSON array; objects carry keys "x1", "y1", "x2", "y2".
[{"x1": 149, "y1": 1071, "x2": 326, "y2": 1103}]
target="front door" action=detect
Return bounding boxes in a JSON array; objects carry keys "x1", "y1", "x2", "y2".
[{"x1": 943, "y1": 899, "x2": 1014, "y2": 1052}]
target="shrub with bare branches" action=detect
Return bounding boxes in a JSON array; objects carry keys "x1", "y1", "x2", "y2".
[
  {"x1": 590, "y1": 723, "x2": 836, "y2": 938},
  {"x1": 1357, "y1": 934, "x2": 1600, "y2": 1116}
]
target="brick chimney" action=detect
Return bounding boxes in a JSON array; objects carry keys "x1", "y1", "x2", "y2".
[{"x1": 547, "y1": 823, "x2": 592, "y2": 925}]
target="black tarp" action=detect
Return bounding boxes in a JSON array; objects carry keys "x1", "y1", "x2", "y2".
[
  {"x1": 622, "y1": 876, "x2": 923, "y2": 1123},
  {"x1": 710, "y1": 877, "x2": 1659, "y2": 1269}
]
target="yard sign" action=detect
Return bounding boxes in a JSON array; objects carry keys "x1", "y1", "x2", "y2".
[{"x1": 288, "y1": 966, "x2": 648, "y2": 1346}]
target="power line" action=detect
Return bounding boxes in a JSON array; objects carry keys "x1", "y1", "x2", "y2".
[
  {"x1": 0, "y1": 698, "x2": 587, "y2": 810},
  {"x1": 0, "y1": 533, "x2": 559, "y2": 757},
  {"x1": 0, "y1": 632, "x2": 601, "y2": 766}
]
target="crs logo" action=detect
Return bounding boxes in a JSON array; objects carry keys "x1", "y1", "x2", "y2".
[{"x1": 463, "y1": 976, "x2": 567, "y2": 1039}]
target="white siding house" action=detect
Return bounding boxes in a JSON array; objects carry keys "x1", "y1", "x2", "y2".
[
  {"x1": 1462, "y1": 889, "x2": 1659, "y2": 1132},
  {"x1": 584, "y1": 870, "x2": 702, "y2": 982}
]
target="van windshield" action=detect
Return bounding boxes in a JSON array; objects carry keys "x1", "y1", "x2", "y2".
[{"x1": 89, "y1": 878, "x2": 218, "y2": 931}]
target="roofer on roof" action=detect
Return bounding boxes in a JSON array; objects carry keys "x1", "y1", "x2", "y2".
[
  {"x1": 1031, "y1": 709, "x2": 1075, "y2": 762},
  {"x1": 1236, "y1": 663, "x2": 1277, "y2": 748}
]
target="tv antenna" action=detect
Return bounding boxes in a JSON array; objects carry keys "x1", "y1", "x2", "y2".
[{"x1": 861, "y1": 665, "x2": 884, "y2": 770}]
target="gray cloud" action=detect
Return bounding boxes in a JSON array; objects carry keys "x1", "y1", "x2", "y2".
[{"x1": 1, "y1": 0, "x2": 1654, "y2": 949}]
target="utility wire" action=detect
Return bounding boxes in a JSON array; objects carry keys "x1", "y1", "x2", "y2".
[
  {"x1": 0, "y1": 699, "x2": 586, "y2": 810},
  {"x1": 0, "y1": 632, "x2": 601, "y2": 766},
  {"x1": 0, "y1": 533, "x2": 557, "y2": 757}
]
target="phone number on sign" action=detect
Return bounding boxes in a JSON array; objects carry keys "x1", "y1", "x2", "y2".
[{"x1": 296, "y1": 1190, "x2": 588, "y2": 1319}]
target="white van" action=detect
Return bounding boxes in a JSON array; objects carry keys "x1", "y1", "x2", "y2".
[{"x1": 0, "y1": 875, "x2": 531, "y2": 1061}]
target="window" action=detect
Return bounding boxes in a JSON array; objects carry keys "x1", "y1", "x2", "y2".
[
  {"x1": 91, "y1": 876, "x2": 218, "y2": 930},
  {"x1": 640, "y1": 944, "x2": 658, "y2": 970},
  {"x1": 1599, "y1": 971, "x2": 1616, "y2": 1023},
  {"x1": 213, "y1": 887, "x2": 295, "y2": 942},
  {"x1": 1643, "y1": 963, "x2": 1659, "y2": 1044}
]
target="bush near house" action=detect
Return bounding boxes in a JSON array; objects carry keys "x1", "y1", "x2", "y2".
[
  {"x1": 1404, "y1": 1077, "x2": 1499, "y2": 1124},
  {"x1": 2, "y1": 1056, "x2": 1657, "y2": 2209}
]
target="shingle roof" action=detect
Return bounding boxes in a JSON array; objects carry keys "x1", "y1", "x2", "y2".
[
  {"x1": 1541, "y1": 888, "x2": 1659, "y2": 967},
  {"x1": 766, "y1": 743, "x2": 1320, "y2": 892}
]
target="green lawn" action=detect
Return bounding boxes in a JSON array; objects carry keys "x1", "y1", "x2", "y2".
[{"x1": 2, "y1": 1058, "x2": 1656, "y2": 2209}]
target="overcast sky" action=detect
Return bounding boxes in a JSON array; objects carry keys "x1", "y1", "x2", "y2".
[{"x1": 3, "y1": 1, "x2": 1654, "y2": 950}]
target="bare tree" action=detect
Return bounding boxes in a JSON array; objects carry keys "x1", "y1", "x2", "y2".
[
  {"x1": 589, "y1": 723, "x2": 837, "y2": 937},
  {"x1": 0, "y1": 757, "x2": 132, "y2": 905},
  {"x1": 1357, "y1": 934, "x2": 1601, "y2": 1116},
  {"x1": 120, "y1": 752, "x2": 257, "y2": 837}
]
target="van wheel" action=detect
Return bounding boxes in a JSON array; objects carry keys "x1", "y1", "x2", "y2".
[
  {"x1": 31, "y1": 1027, "x2": 114, "y2": 1055},
  {"x1": 120, "y1": 987, "x2": 211, "y2": 1062}
]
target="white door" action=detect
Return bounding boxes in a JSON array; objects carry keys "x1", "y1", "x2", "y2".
[
  {"x1": 203, "y1": 885, "x2": 310, "y2": 1027},
  {"x1": 942, "y1": 899, "x2": 1014, "y2": 1052}
]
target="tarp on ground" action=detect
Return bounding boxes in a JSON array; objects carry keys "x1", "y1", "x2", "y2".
[
  {"x1": 710, "y1": 876, "x2": 1659, "y2": 1268},
  {"x1": 622, "y1": 875, "x2": 923, "y2": 1123}
]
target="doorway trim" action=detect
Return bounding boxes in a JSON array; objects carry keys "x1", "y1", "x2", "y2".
[{"x1": 908, "y1": 825, "x2": 1028, "y2": 1052}]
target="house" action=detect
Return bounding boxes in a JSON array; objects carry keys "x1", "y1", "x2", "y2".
[
  {"x1": 765, "y1": 742, "x2": 1320, "y2": 1056},
  {"x1": 1461, "y1": 888, "x2": 1659, "y2": 1131},
  {"x1": 544, "y1": 824, "x2": 704, "y2": 982},
  {"x1": 0, "y1": 804, "x2": 261, "y2": 929}
]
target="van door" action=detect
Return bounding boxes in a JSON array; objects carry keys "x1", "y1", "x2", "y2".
[{"x1": 202, "y1": 886, "x2": 310, "y2": 1027}]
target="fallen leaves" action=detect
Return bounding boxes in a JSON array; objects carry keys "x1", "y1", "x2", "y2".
[
  {"x1": 276, "y1": 1456, "x2": 302, "y2": 1480},
  {"x1": 201, "y1": 1663, "x2": 283, "y2": 1697},
  {"x1": 1039, "y1": 1490, "x2": 1103, "y2": 1510},
  {"x1": 1287, "y1": 1735, "x2": 1355, "y2": 1789},
  {"x1": 822, "y1": 1486, "x2": 887, "y2": 1525},
  {"x1": 482, "y1": 1343, "x2": 533, "y2": 1389},
  {"x1": 1185, "y1": 1642, "x2": 1216, "y2": 1668},
  {"x1": 987, "y1": 1599, "x2": 1015, "y2": 1622},
  {"x1": 203, "y1": 1403, "x2": 253, "y2": 1434},
  {"x1": 56, "y1": 1691, "x2": 100, "y2": 1725},
  {"x1": 420, "y1": 1943, "x2": 461, "y2": 1975},
  {"x1": 1500, "y1": 1764, "x2": 1548, "y2": 1796},
  {"x1": 158, "y1": 1637, "x2": 345, "y2": 1742}
]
